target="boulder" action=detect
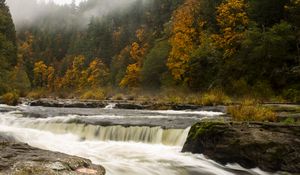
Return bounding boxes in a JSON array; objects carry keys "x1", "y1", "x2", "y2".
[
  {"x1": 0, "y1": 134, "x2": 105, "y2": 175},
  {"x1": 182, "y1": 121, "x2": 300, "y2": 173}
]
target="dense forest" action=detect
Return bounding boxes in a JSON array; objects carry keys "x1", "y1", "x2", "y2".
[{"x1": 1, "y1": 0, "x2": 300, "y2": 103}]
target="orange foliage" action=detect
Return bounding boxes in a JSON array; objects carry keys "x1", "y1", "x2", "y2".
[
  {"x1": 213, "y1": 0, "x2": 249, "y2": 57},
  {"x1": 119, "y1": 63, "x2": 141, "y2": 88},
  {"x1": 61, "y1": 55, "x2": 86, "y2": 89},
  {"x1": 167, "y1": 0, "x2": 200, "y2": 81},
  {"x1": 87, "y1": 58, "x2": 109, "y2": 87}
]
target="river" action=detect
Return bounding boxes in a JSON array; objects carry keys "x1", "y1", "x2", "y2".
[{"x1": 0, "y1": 104, "x2": 276, "y2": 175}]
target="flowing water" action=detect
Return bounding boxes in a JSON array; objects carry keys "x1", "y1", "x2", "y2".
[{"x1": 0, "y1": 104, "x2": 277, "y2": 175}]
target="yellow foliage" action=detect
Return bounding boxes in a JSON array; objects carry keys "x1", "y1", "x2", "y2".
[
  {"x1": 200, "y1": 89, "x2": 232, "y2": 106},
  {"x1": 136, "y1": 27, "x2": 146, "y2": 42},
  {"x1": 33, "y1": 61, "x2": 48, "y2": 87},
  {"x1": 130, "y1": 42, "x2": 148, "y2": 64},
  {"x1": 214, "y1": 0, "x2": 249, "y2": 57},
  {"x1": 0, "y1": 92, "x2": 19, "y2": 106},
  {"x1": 26, "y1": 89, "x2": 48, "y2": 99},
  {"x1": 80, "y1": 89, "x2": 106, "y2": 100},
  {"x1": 61, "y1": 55, "x2": 86, "y2": 89},
  {"x1": 47, "y1": 66, "x2": 55, "y2": 90},
  {"x1": 228, "y1": 100, "x2": 277, "y2": 122},
  {"x1": 87, "y1": 58, "x2": 109, "y2": 88},
  {"x1": 167, "y1": 0, "x2": 200, "y2": 80},
  {"x1": 119, "y1": 63, "x2": 141, "y2": 88}
]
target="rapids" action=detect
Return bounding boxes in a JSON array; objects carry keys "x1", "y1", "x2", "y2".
[{"x1": 0, "y1": 104, "x2": 277, "y2": 175}]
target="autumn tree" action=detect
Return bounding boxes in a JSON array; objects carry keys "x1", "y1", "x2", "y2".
[
  {"x1": 61, "y1": 55, "x2": 86, "y2": 89},
  {"x1": 119, "y1": 63, "x2": 141, "y2": 88},
  {"x1": 120, "y1": 27, "x2": 149, "y2": 88},
  {"x1": 167, "y1": 0, "x2": 201, "y2": 81},
  {"x1": 87, "y1": 58, "x2": 109, "y2": 88},
  {"x1": 213, "y1": 0, "x2": 249, "y2": 58},
  {"x1": 33, "y1": 61, "x2": 48, "y2": 87}
]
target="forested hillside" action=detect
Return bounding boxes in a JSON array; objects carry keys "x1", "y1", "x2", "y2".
[
  {"x1": 2, "y1": 0, "x2": 300, "y2": 102},
  {"x1": 0, "y1": 0, "x2": 17, "y2": 94}
]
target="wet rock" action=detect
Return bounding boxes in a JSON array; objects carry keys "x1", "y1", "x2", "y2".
[
  {"x1": 182, "y1": 121, "x2": 300, "y2": 173},
  {"x1": 115, "y1": 103, "x2": 145, "y2": 110},
  {"x1": 29, "y1": 99, "x2": 106, "y2": 108},
  {"x1": 0, "y1": 134, "x2": 105, "y2": 175}
]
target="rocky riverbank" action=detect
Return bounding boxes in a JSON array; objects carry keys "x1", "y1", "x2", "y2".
[
  {"x1": 23, "y1": 98, "x2": 226, "y2": 112},
  {"x1": 182, "y1": 121, "x2": 300, "y2": 173},
  {"x1": 0, "y1": 134, "x2": 105, "y2": 175}
]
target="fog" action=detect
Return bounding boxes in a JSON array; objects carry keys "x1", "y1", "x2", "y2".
[{"x1": 6, "y1": 0, "x2": 143, "y2": 29}]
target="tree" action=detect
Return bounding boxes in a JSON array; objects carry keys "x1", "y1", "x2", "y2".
[
  {"x1": 120, "y1": 27, "x2": 149, "y2": 88},
  {"x1": 87, "y1": 58, "x2": 109, "y2": 88},
  {"x1": 248, "y1": 0, "x2": 288, "y2": 27},
  {"x1": 0, "y1": 0, "x2": 17, "y2": 94},
  {"x1": 119, "y1": 63, "x2": 141, "y2": 88},
  {"x1": 61, "y1": 55, "x2": 86, "y2": 89},
  {"x1": 141, "y1": 40, "x2": 170, "y2": 89},
  {"x1": 33, "y1": 61, "x2": 48, "y2": 87},
  {"x1": 213, "y1": 0, "x2": 249, "y2": 58},
  {"x1": 167, "y1": 0, "x2": 200, "y2": 81}
]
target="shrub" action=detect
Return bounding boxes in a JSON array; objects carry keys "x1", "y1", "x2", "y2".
[
  {"x1": 200, "y1": 89, "x2": 231, "y2": 106},
  {"x1": 80, "y1": 89, "x2": 105, "y2": 100},
  {"x1": 228, "y1": 99, "x2": 277, "y2": 122},
  {"x1": 0, "y1": 92, "x2": 19, "y2": 106},
  {"x1": 283, "y1": 88, "x2": 300, "y2": 103},
  {"x1": 112, "y1": 93, "x2": 125, "y2": 100}
]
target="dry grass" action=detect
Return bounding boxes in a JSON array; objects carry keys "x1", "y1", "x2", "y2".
[
  {"x1": 26, "y1": 89, "x2": 49, "y2": 99},
  {"x1": 228, "y1": 99, "x2": 277, "y2": 122},
  {"x1": 80, "y1": 89, "x2": 106, "y2": 100},
  {"x1": 199, "y1": 89, "x2": 231, "y2": 106}
]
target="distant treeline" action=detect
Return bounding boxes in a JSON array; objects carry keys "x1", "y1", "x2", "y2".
[{"x1": 1, "y1": 0, "x2": 300, "y2": 102}]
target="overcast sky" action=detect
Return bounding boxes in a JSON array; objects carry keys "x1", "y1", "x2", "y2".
[{"x1": 42, "y1": 0, "x2": 85, "y2": 5}]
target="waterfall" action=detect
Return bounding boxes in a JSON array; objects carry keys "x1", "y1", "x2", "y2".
[
  {"x1": 22, "y1": 122, "x2": 190, "y2": 146},
  {"x1": 105, "y1": 103, "x2": 116, "y2": 109}
]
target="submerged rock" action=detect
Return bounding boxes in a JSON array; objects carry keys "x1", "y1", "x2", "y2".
[
  {"x1": 182, "y1": 121, "x2": 300, "y2": 173},
  {"x1": 0, "y1": 134, "x2": 105, "y2": 175}
]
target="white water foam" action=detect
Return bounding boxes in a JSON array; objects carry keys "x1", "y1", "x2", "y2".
[
  {"x1": 0, "y1": 108, "x2": 275, "y2": 175},
  {"x1": 0, "y1": 124, "x2": 273, "y2": 175}
]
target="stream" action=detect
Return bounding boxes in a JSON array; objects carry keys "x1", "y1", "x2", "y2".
[{"x1": 0, "y1": 104, "x2": 276, "y2": 175}]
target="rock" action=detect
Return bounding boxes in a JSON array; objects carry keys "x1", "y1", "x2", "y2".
[
  {"x1": 115, "y1": 103, "x2": 145, "y2": 110},
  {"x1": 25, "y1": 98, "x2": 227, "y2": 112},
  {"x1": 0, "y1": 134, "x2": 105, "y2": 175},
  {"x1": 182, "y1": 121, "x2": 300, "y2": 173},
  {"x1": 29, "y1": 99, "x2": 106, "y2": 108}
]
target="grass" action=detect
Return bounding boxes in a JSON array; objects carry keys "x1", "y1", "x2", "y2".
[
  {"x1": 80, "y1": 89, "x2": 106, "y2": 100},
  {"x1": 228, "y1": 99, "x2": 277, "y2": 122},
  {"x1": 199, "y1": 89, "x2": 232, "y2": 106},
  {"x1": 156, "y1": 88, "x2": 232, "y2": 106},
  {"x1": 26, "y1": 89, "x2": 48, "y2": 99}
]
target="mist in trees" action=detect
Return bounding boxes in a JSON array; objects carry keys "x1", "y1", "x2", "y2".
[{"x1": 1, "y1": 0, "x2": 299, "y2": 102}]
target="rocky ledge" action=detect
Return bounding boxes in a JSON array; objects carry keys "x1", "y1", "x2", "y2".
[
  {"x1": 0, "y1": 134, "x2": 105, "y2": 175},
  {"x1": 182, "y1": 121, "x2": 300, "y2": 173},
  {"x1": 24, "y1": 98, "x2": 226, "y2": 112}
]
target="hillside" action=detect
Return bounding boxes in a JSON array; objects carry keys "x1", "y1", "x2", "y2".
[{"x1": 2, "y1": 0, "x2": 300, "y2": 103}]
